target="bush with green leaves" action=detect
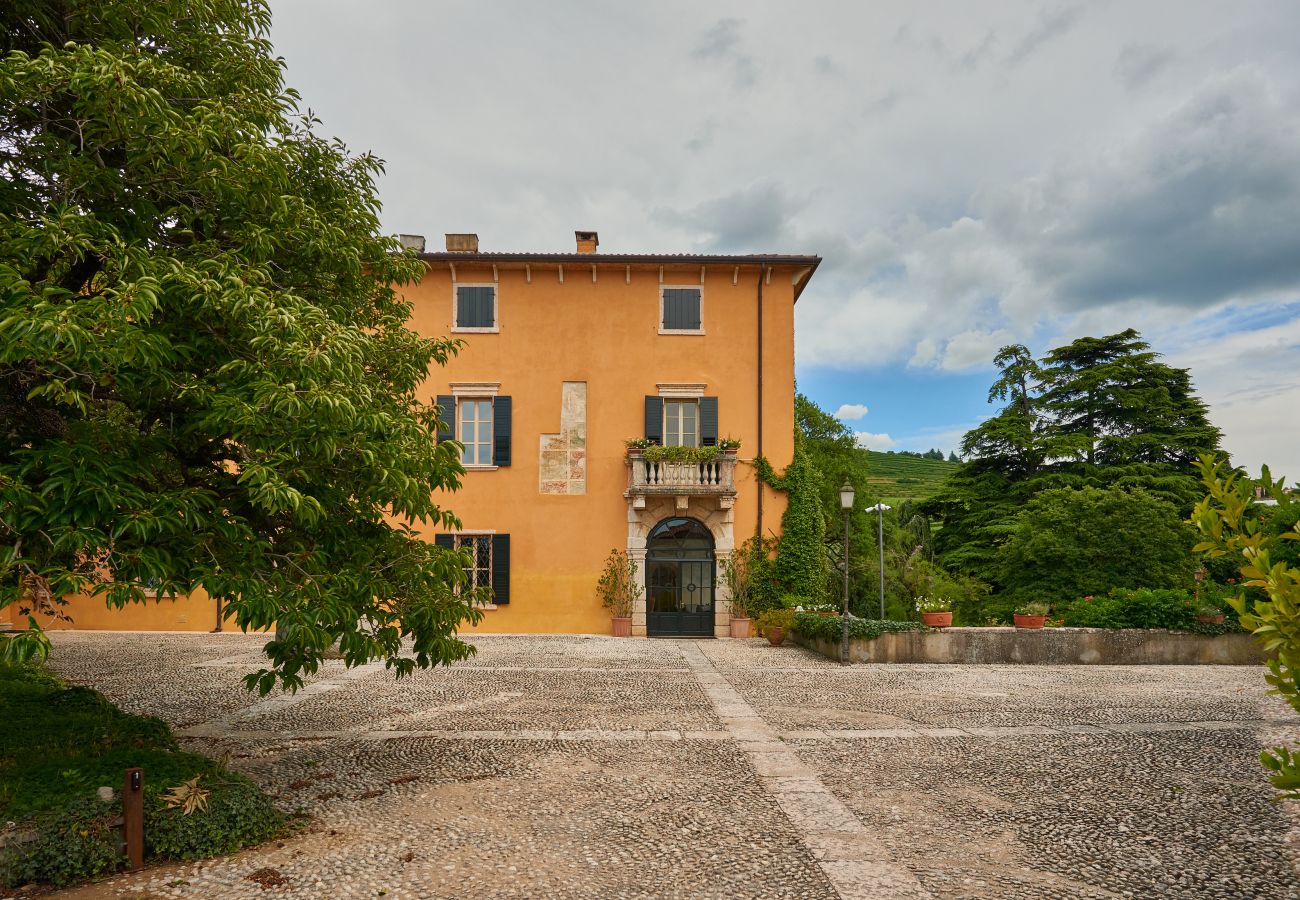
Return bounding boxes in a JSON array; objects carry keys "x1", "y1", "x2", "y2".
[
  {"x1": 995, "y1": 485, "x2": 1195, "y2": 606},
  {"x1": 1, "y1": 796, "x2": 123, "y2": 888},
  {"x1": 1193, "y1": 456, "x2": 1300, "y2": 799},
  {"x1": 1, "y1": 663, "x2": 284, "y2": 887},
  {"x1": 145, "y1": 777, "x2": 282, "y2": 860},
  {"x1": 719, "y1": 535, "x2": 777, "y2": 619},
  {"x1": 1059, "y1": 588, "x2": 1197, "y2": 629}
]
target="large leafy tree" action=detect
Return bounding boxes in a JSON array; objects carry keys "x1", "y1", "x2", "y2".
[
  {"x1": 996, "y1": 486, "x2": 1195, "y2": 604},
  {"x1": 1, "y1": 1, "x2": 481, "y2": 690},
  {"x1": 926, "y1": 330, "x2": 1222, "y2": 597}
]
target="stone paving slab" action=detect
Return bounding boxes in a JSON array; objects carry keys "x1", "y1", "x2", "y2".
[
  {"x1": 38, "y1": 632, "x2": 1300, "y2": 899},
  {"x1": 229, "y1": 666, "x2": 722, "y2": 735},
  {"x1": 726, "y1": 663, "x2": 1285, "y2": 731}
]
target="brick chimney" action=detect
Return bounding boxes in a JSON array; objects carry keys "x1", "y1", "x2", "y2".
[
  {"x1": 575, "y1": 231, "x2": 599, "y2": 254},
  {"x1": 445, "y1": 233, "x2": 480, "y2": 253},
  {"x1": 398, "y1": 234, "x2": 425, "y2": 252}
]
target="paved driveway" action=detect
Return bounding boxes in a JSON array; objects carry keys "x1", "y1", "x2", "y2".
[{"x1": 43, "y1": 633, "x2": 1300, "y2": 899}]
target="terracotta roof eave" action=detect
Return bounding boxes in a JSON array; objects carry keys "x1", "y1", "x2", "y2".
[{"x1": 414, "y1": 251, "x2": 822, "y2": 267}]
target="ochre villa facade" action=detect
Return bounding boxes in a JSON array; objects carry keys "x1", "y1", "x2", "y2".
[{"x1": 4, "y1": 232, "x2": 818, "y2": 637}]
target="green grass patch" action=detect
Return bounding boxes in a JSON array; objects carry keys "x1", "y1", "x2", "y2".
[{"x1": 1, "y1": 663, "x2": 283, "y2": 887}]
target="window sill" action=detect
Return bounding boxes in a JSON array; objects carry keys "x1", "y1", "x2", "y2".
[
  {"x1": 476, "y1": 603, "x2": 499, "y2": 611},
  {"x1": 658, "y1": 328, "x2": 706, "y2": 336},
  {"x1": 462, "y1": 464, "x2": 499, "y2": 472},
  {"x1": 452, "y1": 326, "x2": 500, "y2": 334}
]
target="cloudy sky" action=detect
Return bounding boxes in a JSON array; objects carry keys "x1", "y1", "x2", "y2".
[{"x1": 271, "y1": 1, "x2": 1300, "y2": 479}]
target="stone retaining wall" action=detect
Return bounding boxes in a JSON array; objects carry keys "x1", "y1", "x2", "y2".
[{"x1": 793, "y1": 627, "x2": 1270, "y2": 665}]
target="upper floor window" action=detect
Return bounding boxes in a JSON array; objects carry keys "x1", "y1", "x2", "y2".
[
  {"x1": 664, "y1": 399, "x2": 699, "y2": 447},
  {"x1": 458, "y1": 398, "x2": 494, "y2": 466},
  {"x1": 436, "y1": 389, "x2": 512, "y2": 468},
  {"x1": 454, "y1": 284, "x2": 497, "y2": 332},
  {"x1": 660, "y1": 287, "x2": 703, "y2": 334},
  {"x1": 644, "y1": 393, "x2": 718, "y2": 447}
]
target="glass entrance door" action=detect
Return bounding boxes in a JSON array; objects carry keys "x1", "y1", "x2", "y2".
[{"x1": 645, "y1": 518, "x2": 715, "y2": 637}]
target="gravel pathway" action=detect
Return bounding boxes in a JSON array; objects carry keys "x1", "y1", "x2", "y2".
[{"x1": 31, "y1": 632, "x2": 1300, "y2": 899}]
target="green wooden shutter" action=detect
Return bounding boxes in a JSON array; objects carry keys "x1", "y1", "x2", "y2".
[
  {"x1": 644, "y1": 396, "x2": 663, "y2": 444},
  {"x1": 491, "y1": 534, "x2": 510, "y2": 604},
  {"x1": 434, "y1": 534, "x2": 454, "y2": 550},
  {"x1": 493, "y1": 396, "x2": 512, "y2": 466},
  {"x1": 700, "y1": 396, "x2": 719, "y2": 446},
  {"x1": 436, "y1": 395, "x2": 456, "y2": 443}
]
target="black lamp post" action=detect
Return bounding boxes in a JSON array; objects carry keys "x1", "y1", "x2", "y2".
[{"x1": 839, "y1": 479, "x2": 855, "y2": 665}]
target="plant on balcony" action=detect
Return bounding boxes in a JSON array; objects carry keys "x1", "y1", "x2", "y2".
[
  {"x1": 597, "y1": 549, "x2": 641, "y2": 637},
  {"x1": 718, "y1": 437, "x2": 742, "y2": 451},
  {"x1": 643, "y1": 445, "x2": 722, "y2": 464},
  {"x1": 625, "y1": 438, "x2": 655, "y2": 450}
]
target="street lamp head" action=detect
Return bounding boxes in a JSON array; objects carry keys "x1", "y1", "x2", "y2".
[
  {"x1": 867, "y1": 502, "x2": 891, "y2": 512},
  {"x1": 839, "y1": 480, "x2": 855, "y2": 510}
]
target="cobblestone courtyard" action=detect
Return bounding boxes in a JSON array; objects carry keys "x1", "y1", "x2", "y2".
[{"x1": 41, "y1": 633, "x2": 1300, "y2": 899}]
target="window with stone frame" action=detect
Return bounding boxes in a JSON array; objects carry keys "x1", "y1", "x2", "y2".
[
  {"x1": 660, "y1": 286, "x2": 702, "y2": 333},
  {"x1": 454, "y1": 284, "x2": 497, "y2": 331},
  {"x1": 663, "y1": 398, "x2": 699, "y2": 447},
  {"x1": 458, "y1": 397, "x2": 494, "y2": 466}
]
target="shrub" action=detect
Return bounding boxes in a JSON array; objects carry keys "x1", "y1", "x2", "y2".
[
  {"x1": 996, "y1": 486, "x2": 1196, "y2": 605},
  {"x1": 145, "y1": 777, "x2": 283, "y2": 860},
  {"x1": 791, "y1": 613, "x2": 930, "y2": 642},
  {"x1": 1194, "y1": 457, "x2": 1300, "y2": 799},
  {"x1": 754, "y1": 608, "x2": 796, "y2": 633},
  {"x1": 1059, "y1": 588, "x2": 1197, "y2": 630},
  {"x1": 720, "y1": 536, "x2": 775, "y2": 619},
  {"x1": 1, "y1": 796, "x2": 123, "y2": 888}
]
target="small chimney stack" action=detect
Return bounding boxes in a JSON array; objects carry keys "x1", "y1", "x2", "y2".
[
  {"x1": 575, "y1": 230, "x2": 599, "y2": 254},
  {"x1": 445, "y1": 233, "x2": 480, "y2": 253},
  {"x1": 398, "y1": 234, "x2": 426, "y2": 252}
]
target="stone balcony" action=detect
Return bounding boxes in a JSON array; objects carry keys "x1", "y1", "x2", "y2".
[{"x1": 624, "y1": 450, "x2": 737, "y2": 509}]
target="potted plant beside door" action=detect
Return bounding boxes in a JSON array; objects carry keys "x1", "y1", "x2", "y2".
[
  {"x1": 597, "y1": 549, "x2": 641, "y2": 637},
  {"x1": 720, "y1": 548, "x2": 752, "y2": 638}
]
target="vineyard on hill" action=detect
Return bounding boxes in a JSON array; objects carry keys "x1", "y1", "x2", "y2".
[{"x1": 865, "y1": 451, "x2": 959, "y2": 504}]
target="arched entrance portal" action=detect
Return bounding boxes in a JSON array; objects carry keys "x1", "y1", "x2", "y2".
[{"x1": 645, "y1": 517, "x2": 715, "y2": 637}]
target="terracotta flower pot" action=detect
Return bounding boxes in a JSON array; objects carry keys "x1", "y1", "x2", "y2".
[
  {"x1": 1013, "y1": 614, "x2": 1047, "y2": 630},
  {"x1": 920, "y1": 611, "x2": 952, "y2": 628},
  {"x1": 611, "y1": 616, "x2": 632, "y2": 637},
  {"x1": 729, "y1": 617, "x2": 751, "y2": 639},
  {"x1": 764, "y1": 626, "x2": 786, "y2": 646},
  {"x1": 1196, "y1": 614, "x2": 1226, "y2": 624}
]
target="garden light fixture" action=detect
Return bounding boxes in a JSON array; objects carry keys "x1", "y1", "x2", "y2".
[
  {"x1": 866, "y1": 502, "x2": 891, "y2": 619},
  {"x1": 840, "y1": 480, "x2": 855, "y2": 664}
]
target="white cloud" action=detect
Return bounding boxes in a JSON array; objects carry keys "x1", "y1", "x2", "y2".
[
  {"x1": 854, "y1": 431, "x2": 897, "y2": 450},
  {"x1": 833, "y1": 403, "x2": 869, "y2": 421},
  {"x1": 267, "y1": 0, "x2": 1300, "y2": 476}
]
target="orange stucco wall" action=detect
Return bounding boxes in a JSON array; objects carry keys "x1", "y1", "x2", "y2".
[
  {"x1": 403, "y1": 259, "x2": 799, "y2": 634},
  {"x1": 3, "y1": 588, "x2": 251, "y2": 633},
  {"x1": 10, "y1": 259, "x2": 802, "y2": 635}
]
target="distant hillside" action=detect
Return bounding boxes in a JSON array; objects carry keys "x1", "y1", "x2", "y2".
[{"x1": 865, "y1": 451, "x2": 959, "y2": 505}]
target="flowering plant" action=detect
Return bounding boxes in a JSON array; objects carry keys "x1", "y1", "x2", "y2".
[{"x1": 914, "y1": 595, "x2": 951, "y2": 613}]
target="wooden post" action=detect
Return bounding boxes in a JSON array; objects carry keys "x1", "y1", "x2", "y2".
[{"x1": 123, "y1": 768, "x2": 143, "y2": 869}]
